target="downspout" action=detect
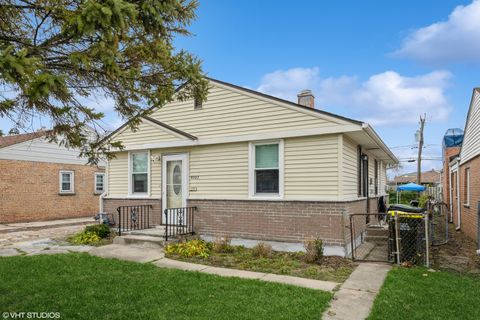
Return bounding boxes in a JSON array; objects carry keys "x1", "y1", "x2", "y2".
[
  {"x1": 477, "y1": 201, "x2": 480, "y2": 255},
  {"x1": 99, "y1": 191, "x2": 106, "y2": 213},
  {"x1": 456, "y1": 159, "x2": 461, "y2": 231},
  {"x1": 448, "y1": 165, "x2": 453, "y2": 222}
]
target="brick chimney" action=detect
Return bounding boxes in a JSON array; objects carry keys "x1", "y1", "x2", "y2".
[{"x1": 297, "y1": 89, "x2": 314, "y2": 108}]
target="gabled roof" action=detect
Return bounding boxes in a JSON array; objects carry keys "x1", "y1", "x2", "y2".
[
  {"x1": 0, "y1": 131, "x2": 50, "y2": 149},
  {"x1": 459, "y1": 87, "x2": 480, "y2": 164},
  {"x1": 102, "y1": 77, "x2": 398, "y2": 164}
]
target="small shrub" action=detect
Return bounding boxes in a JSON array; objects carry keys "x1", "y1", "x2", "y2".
[
  {"x1": 71, "y1": 231, "x2": 102, "y2": 245},
  {"x1": 165, "y1": 239, "x2": 210, "y2": 258},
  {"x1": 85, "y1": 224, "x2": 111, "y2": 238},
  {"x1": 212, "y1": 236, "x2": 235, "y2": 253},
  {"x1": 304, "y1": 238, "x2": 324, "y2": 263},
  {"x1": 251, "y1": 242, "x2": 273, "y2": 258}
]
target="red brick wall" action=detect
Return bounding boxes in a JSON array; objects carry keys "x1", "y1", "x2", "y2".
[
  {"x1": 102, "y1": 196, "x2": 385, "y2": 246},
  {"x1": 442, "y1": 146, "x2": 461, "y2": 207},
  {"x1": 459, "y1": 156, "x2": 480, "y2": 244},
  {"x1": 0, "y1": 159, "x2": 104, "y2": 223}
]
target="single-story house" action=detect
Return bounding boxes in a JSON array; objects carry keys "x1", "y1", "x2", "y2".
[
  {"x1": 388, "y1": 169, "x2": 441, "y2": 188},
  {"x1": 102, "y1": 78, "x2": 398, "y2": 256},
  {"x1": 448, "y1": 88, "x2": 480, "y2": 248},
  {"x1": 0, "y1": 129, "x2": 105, "y2": 223}
]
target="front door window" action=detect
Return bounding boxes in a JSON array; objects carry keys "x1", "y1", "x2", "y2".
[{"x1": 166, "y1": 160, "x2": 183, "y2": 209}]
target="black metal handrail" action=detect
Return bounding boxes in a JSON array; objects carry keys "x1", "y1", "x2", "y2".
[
  {"x1": 163, "y1": 206, "x2": 196, "y2": 241},
  {"x1": 117, "y1": 205, "x2": 153, "y2": 236}
]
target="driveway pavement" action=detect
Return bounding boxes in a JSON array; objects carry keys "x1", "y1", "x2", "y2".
[{"x1": 0, "y1": 217, "x2": 93, "y2": 247}]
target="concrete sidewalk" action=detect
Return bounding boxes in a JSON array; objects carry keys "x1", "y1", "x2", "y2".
[{"x1": 322, "y1": 262, "x2": 391, "y2": 320}]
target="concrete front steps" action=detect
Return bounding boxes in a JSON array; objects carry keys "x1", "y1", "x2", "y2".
[
  {"x1": 364, "y1": 226, "x2": 389, "y2": 244},
  {"x1": 113, "y1": 226, "x2": 167, "y2": 249}
]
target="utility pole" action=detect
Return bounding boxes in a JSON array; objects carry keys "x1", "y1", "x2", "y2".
[{"x1": 416, "y1": 114, "x2": 426, "y2": 185}]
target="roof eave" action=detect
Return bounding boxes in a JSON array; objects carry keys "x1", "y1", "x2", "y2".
[{"x1": 362, "y1": 123, "x2": 399, "y2": 164}]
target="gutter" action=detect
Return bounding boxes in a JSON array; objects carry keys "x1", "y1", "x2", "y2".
[{"x1": 362, "y1": 123, "x2": 399, "y2": 164}]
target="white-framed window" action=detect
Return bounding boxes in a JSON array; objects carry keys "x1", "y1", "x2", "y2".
[
  {"x1": 59, "y1": 170, "x2": 74, "y2": 193},
  {"x1": 129, "y1": 151, "x2": 149, "y2": 196},
  {"x1": 249, "y1": 140, "x2": 284, "y2": 199},
  {"x1": 94, "y1": 173, "x2": 105, "y2": 194},
  {"x1": 464, "y1": 168, "x2": 470, "y2": 206}
]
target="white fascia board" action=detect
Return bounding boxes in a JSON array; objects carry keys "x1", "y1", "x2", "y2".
[{"x1": 362, "y1": 124, "x2": 399, "y2": 164}]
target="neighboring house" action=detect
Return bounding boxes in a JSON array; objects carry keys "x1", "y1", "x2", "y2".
[
  {"x1": 0, "y1": 130, "x2": 105, "y2": 223},
  {"x1": 389, "y1": 169, "x2": 441, "y2": 188},
  {"x1": 441, "y1": 128, "x2": 463, "y2": 219},
  {"x1": 448, "y1": 88, "x2": 480, "y2": 247},
  {"x1": 102, "y1": 78, "x2": 398, "y2": 256}
]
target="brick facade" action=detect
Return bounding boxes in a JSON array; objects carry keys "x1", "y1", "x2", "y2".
[
  {"x1": 0, "y1": 159, "x2": 104, "y2": 223},
  {"x1": 103, "y1": 196, "x2": 384, "y2": 250},
  {"x1": 458, "y1": 156, "x2": 480, "y2": 244}
]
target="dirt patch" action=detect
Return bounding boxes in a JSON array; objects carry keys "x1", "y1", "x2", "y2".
[
  {"x1": 431, "y1": 225, "x2": 480, "y2": 275},
  {"x1": 167, "y1": 247, "x2": 356, "y2": 283}
]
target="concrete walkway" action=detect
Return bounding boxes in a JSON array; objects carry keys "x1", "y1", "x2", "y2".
[{"x1": 323, "y1": 263, "x2": 391, "y2": 320}]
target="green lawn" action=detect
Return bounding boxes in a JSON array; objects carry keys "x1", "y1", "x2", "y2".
[
  {"x1": 0, "y1": 254, "x2": 332, "y2": 320},
  {"x1": 368, "y1": 267, "x2": 480, "y2": 320}
]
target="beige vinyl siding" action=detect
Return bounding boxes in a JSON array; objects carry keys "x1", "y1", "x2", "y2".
[
  {"x1": 342, "y1": 137, "x2": 358, "y2": 199},
  {"x1": 114, "y1": 120, "x2": 180, "y2": 150},
  {"x1": 284, "y1": 135, "x2": 339, "y2": 200},
  {"x1": 107, "y1": 137, "x2": 345, "y2": 200},
  {"x1": 189, "y1": 142, "x2": 248, "y2": 198},
  {"x1": 149, "y1": 85, "x2": 342, "y2": 139},
  {"x1": 379, "y1": 161, "x2": 387, "y2": 195},
  {"x1": 460, "y1": 90, "x2": 480, "y2": 164},
  {"x1": 107, "y1": 152, "x2": 128, "y2": 197},
  {"x1": 149, "y1": 143, "x2": 249, "y2": 199}
]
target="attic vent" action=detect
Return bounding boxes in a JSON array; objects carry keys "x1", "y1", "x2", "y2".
[{"x1": 194, "y1": 97, "x2": 202, "y2": 110}]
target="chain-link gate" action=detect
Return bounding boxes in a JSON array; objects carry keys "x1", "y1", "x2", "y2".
[
  {"x1": 349, "y1": 213, "x2": 390, "y2": 263},
  {"x1": 428, "y1": 202, "x2": 449, "y2": 245},
  {"x1": 349, "y1": 211, "x2": 431, "y2": 267}
]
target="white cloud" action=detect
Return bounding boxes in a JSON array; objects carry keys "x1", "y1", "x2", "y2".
[
  {"x1": 256, "y1": 67, "x2": 452, "y2": 126},
  {"x1": 392, "y1": 0, "x2": 480, "y2": 64}
]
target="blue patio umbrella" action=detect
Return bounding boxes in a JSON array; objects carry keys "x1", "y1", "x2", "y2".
[
  {"x1": 396, "y1": 183, "x2": 426, "y2": 204},
  {"x1": 397, "y1": 182, "x2": 426, "y2": 192}
]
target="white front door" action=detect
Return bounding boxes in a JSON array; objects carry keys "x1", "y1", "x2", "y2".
[{"x1": 162, "y1": 154, "x2": 188, "y2": 223}]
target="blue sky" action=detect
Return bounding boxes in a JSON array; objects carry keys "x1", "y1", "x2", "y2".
[
  {"x1": 173, "y1": 0, "x2": 479, "y2": 175},
  {"x1": 2, "y1": 0, "x2": 479, "y2": 176}
]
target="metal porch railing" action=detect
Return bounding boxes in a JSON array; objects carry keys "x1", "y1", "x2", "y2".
[
  {"x1": 117, "y1": 205, "x2": 153, "y2": 236},
  {"x1": 163, "y1": 206, "x2": 196, "y2": 241}
]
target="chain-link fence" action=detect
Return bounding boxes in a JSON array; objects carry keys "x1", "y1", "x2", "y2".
[
  {"x1": 349, "y1": 213, "x2": 390, "y2": 263},
  {"x1": 350, "y1": 212, "x2": 431, "y2": 267},
  {"x1": 429, "y1": 202, "x2": 449, "y2": 246},
  {"x1": 389, "y1": 213, "x2": 430, "y2": 266}
]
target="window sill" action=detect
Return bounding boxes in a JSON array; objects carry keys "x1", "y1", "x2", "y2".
[
  {"x1": 59, "y1": 192, "x2": 75, "y2": 196},
  {"x1": 127, "y1": 194, "x2": 150, "y2": 199},
  {"x1": 249, "y1": 194, "x2": 283, "y2": 200},
  {"x1": 464, "y1": 204, "x2": 470, "y2": 208}
]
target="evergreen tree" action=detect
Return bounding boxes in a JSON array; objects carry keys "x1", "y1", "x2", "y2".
[
  {"x1": 0, "y1": 0, "x2": 207, "y2": 164},
  {"x1": 8, "y1": 127, "x2": 20, "y2": 135}
]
